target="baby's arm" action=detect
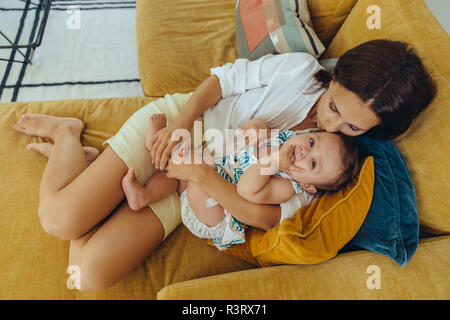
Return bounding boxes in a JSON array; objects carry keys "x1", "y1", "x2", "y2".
[
  {"x1": 237, "y1": 142, "x2": 296, "y2": 204},
  {"x1": 237, "y1": 171, "x2": 295, "y2": 204}
]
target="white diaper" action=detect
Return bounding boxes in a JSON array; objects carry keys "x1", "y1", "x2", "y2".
[{"x1": 180, "y1": 190, "x2": 228, "y2": 240}]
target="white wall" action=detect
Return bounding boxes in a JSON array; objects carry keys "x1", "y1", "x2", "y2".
[{"x1": 424, "y1": 0, "x2": 450, "y2": 34}]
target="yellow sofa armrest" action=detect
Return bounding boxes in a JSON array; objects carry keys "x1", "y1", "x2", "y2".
[{"x1": 157, "y1": 236, "x2": 450, "y2": 299}]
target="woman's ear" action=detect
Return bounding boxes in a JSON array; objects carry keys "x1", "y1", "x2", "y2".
[{"x1": 301, "y1": 184, "x2": 317, "y2": 194}]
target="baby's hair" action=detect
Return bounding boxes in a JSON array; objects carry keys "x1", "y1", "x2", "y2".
[{"x1": 315, "y1": 132, "x2": 361, "y2": 193}]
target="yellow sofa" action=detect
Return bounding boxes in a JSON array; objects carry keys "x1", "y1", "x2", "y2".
[{"x1": 0, "y1": 0, "x2": 449, "y2": 299}]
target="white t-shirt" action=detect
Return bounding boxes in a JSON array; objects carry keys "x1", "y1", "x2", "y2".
[
  {"x1": 204, "y1": 52, "x2": 327, "y2": 222},
  {"x1": 204, "y1": 52, "x2": 327, "y2": 134}
]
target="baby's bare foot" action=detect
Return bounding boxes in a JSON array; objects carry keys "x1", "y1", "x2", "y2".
[
  {"x1": 122, "y1": 168, "x2": 147, "y2": 211},
  {"x1": 26, "y1": 142, "x2": 100, "y2": 164},
  {"x1": 145, "y1": 113, "x2": 167, "y2": 149},
  {"x1": 13, "y1": 114, "x2": 84, "y2": 140}
]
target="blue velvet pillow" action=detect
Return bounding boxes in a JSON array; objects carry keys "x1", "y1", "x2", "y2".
[{"x1": 340, "y1": 136, "x2": 419, "y2": 266}]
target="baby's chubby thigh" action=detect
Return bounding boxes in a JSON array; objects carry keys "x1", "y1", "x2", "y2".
[{"x1": 186, "y1": 181, "x2": 225, "y2": 227}]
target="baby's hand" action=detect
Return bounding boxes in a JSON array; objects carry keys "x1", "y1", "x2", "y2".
[
  {"x1": 243, "y1": 119, "x2": 269, "y2": 147},
  {"x1": 244, "y1": 128, "x2": 259, "y2": 147},
  {"x1": 277, "y1": 143, "x2": 295, "y2": 172},
  {"x1": 259, "y1": 143, "x2": 294, "y2": 175}
]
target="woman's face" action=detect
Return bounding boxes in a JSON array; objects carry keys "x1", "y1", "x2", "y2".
[{"x1": 316, "y1": 78, "x2": 381, "y2": 136}]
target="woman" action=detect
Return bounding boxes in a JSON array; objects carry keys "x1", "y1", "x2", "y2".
[{"x1": 12, "y1": 40, "x2": 436, "y2": 291}]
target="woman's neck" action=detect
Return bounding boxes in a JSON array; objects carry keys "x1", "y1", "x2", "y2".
[{"x1": 289, "y1": 99, "x2": 319, "y2": 131}]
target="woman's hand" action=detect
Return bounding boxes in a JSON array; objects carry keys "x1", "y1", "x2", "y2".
[
  {"x1": 147, "y1": 120, "x2": 192, "y2": 170},
  {"x1": 243, "y1": 118, "x2": 269, "y2": 147},
  {"x1": 165, "y1": 152, "x2": 210, "y2": 184}
]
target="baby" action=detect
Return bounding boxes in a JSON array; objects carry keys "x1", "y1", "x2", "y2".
[{"x1": 122, "y1": 114, "x2": 360, "y2": 250}]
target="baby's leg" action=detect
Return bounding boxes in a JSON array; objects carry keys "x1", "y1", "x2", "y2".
[
  {"x1": 145, "y1": 113, "x2": 166, "y2": 151},
  {"x1": 186, "y1": 181, "x2": 225, "y2": 227},
  {"x1": 122, "y1": 169, "x2": 179, "y2": 211},
  {"x1": 123, "y1": 113, "x2": 178, "y2": 211}
]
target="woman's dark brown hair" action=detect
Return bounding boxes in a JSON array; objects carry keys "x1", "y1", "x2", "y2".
[{"x1": 314, "y1": 39, "x2": 437, "y2": 140}]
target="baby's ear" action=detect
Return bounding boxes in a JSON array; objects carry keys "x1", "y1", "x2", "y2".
[{"x1": 301, "y1": 184, "x2": 317, "y2": 194}]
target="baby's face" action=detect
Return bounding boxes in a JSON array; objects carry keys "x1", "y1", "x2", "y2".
[{"x1": 282, "y1": 132, "x2": 344, "y2": 190}]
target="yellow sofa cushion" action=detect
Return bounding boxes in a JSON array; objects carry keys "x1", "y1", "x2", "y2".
[
  {"x1": 0, "y1": 97, "x2": 254, "y2": 299},
  {"x1": 307, "y1": 0, "x2": 358, "y2": 47},
  {"x1": 220, "y1": 156, "x2": 375, "y2": 266},
  {"x1": 136, "y1": 0, "x2": 238, "y2": 97},
  {"x1": 322, "y1": 0, "x2": 450, "y2": 233}
]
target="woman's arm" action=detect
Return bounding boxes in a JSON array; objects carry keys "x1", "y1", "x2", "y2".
[
  {"x1": 172, "y1": 75, "x2": 222, "y2": 128},
  {"x1": 149, "y1": 75, "x2": 222, "y2": 170},
  {"x1": 166, "y1": 161, "x2": 281, "y2": 231}
]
